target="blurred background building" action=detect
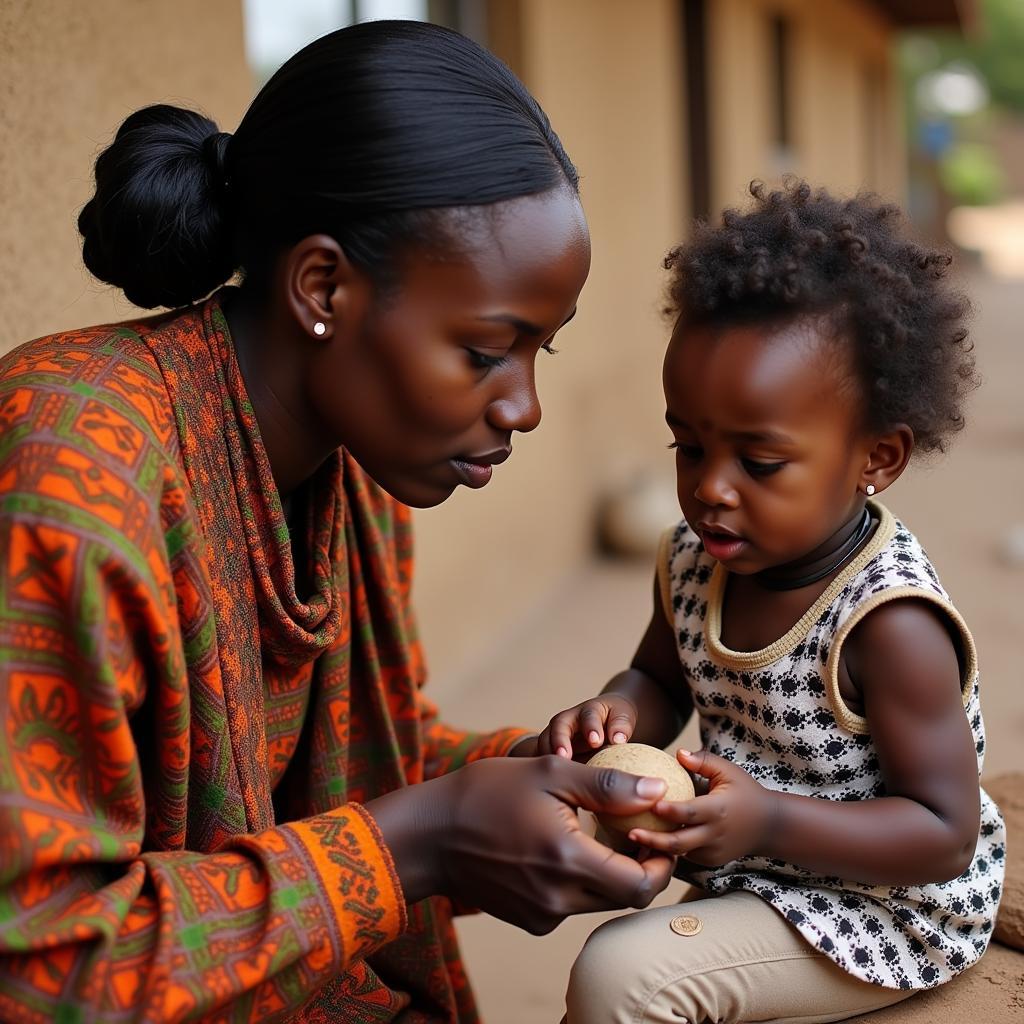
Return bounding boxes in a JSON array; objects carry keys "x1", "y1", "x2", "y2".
[
  {"x1": 0, "y1": 0, "x2": 977, "y2": 686},
  {"x1": 1, "y1": 2, "x2": 1021, "y2": 1018}
]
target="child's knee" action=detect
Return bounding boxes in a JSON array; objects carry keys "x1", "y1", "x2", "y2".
[
  {"x1": 566, "y1": 917, "x2": 634, "y2": 1023},
  {"x1": 566, "y1": 913, "x2": 711, "y2": 1024}
]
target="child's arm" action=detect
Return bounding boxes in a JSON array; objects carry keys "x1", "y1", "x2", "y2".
[
  {"x1": 523, "y1": 575, "x2": 693, "y2": 759},
  {"x1": 630, "y1": 599, "x2": 981, "y2": 887}
]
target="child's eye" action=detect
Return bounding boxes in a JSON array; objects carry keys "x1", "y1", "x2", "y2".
[
  {"x1": 667, "y1": 441, "x2": 703, "y2": 461},
  {"x1": 467, "y1": 349, "x2": 508, "y2": 370},
  {"x1": 742, "y1": 458, "x2": 785, "y2": 477}
]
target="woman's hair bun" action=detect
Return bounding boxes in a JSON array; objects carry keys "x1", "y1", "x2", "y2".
[{"x1": 78, "y1": 104, "x2": 236, "y2": 309}]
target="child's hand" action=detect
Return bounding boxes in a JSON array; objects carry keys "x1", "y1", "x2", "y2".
[
  {"x1": 535, "y1": 694, "x2": 638, "y2": 759},
  {"x1": 627, "y1": 749, "x2": 777, "y2": 866}
]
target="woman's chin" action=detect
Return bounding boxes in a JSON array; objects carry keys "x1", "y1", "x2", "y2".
[{"x1": 368, "y1": 469, "x2": 458, "y2": 509}]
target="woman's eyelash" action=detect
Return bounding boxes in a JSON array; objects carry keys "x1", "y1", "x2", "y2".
[
  {"x1": 468, "y1": 350, "x2": 508, "y2": 370},
  {"x1": 469, "y1": 343, "x2": 558, "y2": 369}
]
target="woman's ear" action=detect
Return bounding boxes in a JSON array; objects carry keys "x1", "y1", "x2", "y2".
[
  {"x1": 861, "y1": 423, "x2": 914, "y2": 496},
  {"x1": 282, "y1": 233, "x2": 371, "y2": 342}
]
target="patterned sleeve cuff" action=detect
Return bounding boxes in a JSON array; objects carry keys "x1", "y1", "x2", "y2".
[
  {"x1": 282, "y1": 803, "x2": 408, "y2": 966},
  {"x1": 469, "y1": 727, "x2": 536, "y2": 761}
]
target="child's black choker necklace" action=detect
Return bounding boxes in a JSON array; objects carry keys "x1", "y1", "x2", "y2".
[{"x1": 755, "y1": 507, "x2": 874, "y2": 592}]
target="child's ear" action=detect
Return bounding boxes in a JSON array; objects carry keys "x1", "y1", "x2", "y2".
[{"x1": 861, "y1": 424, "x2": 914, "y2": 496}]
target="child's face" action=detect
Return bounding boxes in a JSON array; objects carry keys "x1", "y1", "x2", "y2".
[{"x1": 663, "y1": 317, "x2": 874, "y2": 574}]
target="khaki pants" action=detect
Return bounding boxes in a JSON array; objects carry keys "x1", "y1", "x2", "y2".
[{"x1": 565, "y1": 891, "x2": 916, "y2": 1024}]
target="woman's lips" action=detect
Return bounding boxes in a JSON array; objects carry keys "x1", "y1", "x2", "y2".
[
  {"x1": 450, "y1": 447, "x2": 511, "y2": 489},
  {"x1": 450, "y1": 459, "x2": 494, "y2": 488}
]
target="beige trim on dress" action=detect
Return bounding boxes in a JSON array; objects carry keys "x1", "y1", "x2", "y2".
[
  {"x1": 703, "y1": 500, "x2": 897, "y2": 671},
  {"x1": 824, "y1": 586, "x2": 979, "y2": 735},
  {"x1": 657, "y1": 525, "x2": 675, "y2": 627}
]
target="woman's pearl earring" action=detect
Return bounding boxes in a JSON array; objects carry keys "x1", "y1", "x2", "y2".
[
  {"x1": 865, "y1": 484, "x2": 876, "y2": 496},
  {"x1": 313, "y1": 321, "x2": 327, "y2": 337}
]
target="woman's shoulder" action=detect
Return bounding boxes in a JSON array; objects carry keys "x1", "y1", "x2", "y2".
[{"x1": 0, "y1": 312, "x2": 182, "y2": 454}]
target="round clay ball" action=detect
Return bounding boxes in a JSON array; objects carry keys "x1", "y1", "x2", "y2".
[{"x1": 589, "y1": 742, "x2": 695, "y2": 834}]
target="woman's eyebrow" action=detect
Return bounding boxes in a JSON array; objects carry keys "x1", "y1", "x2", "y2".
[{"x1": 478, "y1": 307, "x2": 578, "y2": 336}]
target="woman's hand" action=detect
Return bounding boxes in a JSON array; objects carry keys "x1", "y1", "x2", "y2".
[
  {"x1": 368, "y1": 754, "x2": 675, "y2": 935},
  {"x1": 535, "y1": 693, "x2": 639, "y2": 759},
  {"x1": 440, "y1": 755, "x2": 676, "y2": 933},
  {"x1": 627, "y1": 749, "x2": 777, "y2": 867}
]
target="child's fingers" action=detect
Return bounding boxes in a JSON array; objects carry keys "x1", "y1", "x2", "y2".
[
  {"x1": 649, "y1": 796, "x2": 708, "y2": 827},
  {"x1": 676, "y1": 747, "x2": 735, "y2": 782},
  {"x1": 606, "y1": 709, "x2": 635, "y2": 745},
  {"x1": 578, "y1": 704, "x2": 607, "y2": 748},
  {"x1": 534, "y1": 726, "x2": 552, "y2": 756},
  {"x1": 548, "y1": 715, "x2": 580, "y2": 758},
  {"x1": 629, "y1": 824, "x2": 715, "y2": 855}
]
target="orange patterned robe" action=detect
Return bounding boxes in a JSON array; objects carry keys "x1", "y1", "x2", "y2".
[{"x1": 0, "y1": 294, "x2": 529, "y2": 1023}]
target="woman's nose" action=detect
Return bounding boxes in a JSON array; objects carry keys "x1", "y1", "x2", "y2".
[
  {"x1": 488, "y1": 374, "x2": 542, "y2": 434},
  {"x1": 693, "y1": 465, "x2": 739, "y2": 508}
]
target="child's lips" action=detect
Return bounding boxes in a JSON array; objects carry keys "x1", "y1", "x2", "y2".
[{"x1": 698, "y1": 525, "x2": 748, "y2": 561}]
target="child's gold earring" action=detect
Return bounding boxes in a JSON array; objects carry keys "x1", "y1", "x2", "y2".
[{"x1": 865, "y1": 484, "x2": 876, "y2": 496}]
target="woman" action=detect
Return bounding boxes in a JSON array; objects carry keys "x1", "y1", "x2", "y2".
[{"x1": 0, "y1": 20, "x2": 674, "y2": 1024}]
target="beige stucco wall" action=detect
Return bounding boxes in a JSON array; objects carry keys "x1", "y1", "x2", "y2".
[
  {"x1": 707, "y1": 0, "x2": 905, "y2": 211},
  {"x1": 414, "y1": 0, "x2": 908, "y2": 693},
  {"x1": 412, "y1": 0, "x2": 687, "y2": 693},
  {"x1": 0, "y1": 0, "x2": 908, "y2": 695},
  {"x1": 0, "y1": 0, "x2": 251, "y2": 350}
]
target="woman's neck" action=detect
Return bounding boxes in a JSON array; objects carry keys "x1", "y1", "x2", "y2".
[{"x1": 221, "y1": 287, "x2": 335, "y2": 498}]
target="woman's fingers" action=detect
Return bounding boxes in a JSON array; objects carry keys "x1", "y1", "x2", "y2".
[
  {"x1": 545, "y1": 756, "x2": 667, "y2": 816},
  {"x1": 431, "y1": 757, "x2": 679, "y2": 935},
  {"x1": 561, "y1": 833, "x2": 676, "y2": 910}
]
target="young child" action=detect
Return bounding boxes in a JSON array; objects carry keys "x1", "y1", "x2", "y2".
[{"x1": 526, "y1": 181, "x2": 1006, "y2": 1024}]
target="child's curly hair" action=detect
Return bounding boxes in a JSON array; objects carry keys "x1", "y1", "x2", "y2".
[{"x1": 664, "y1": 179, "x2": 978, "y2": 455}]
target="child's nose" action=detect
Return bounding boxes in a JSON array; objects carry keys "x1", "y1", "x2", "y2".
[{"x1": 693, "y1": 467, "x2": 739, "y2": 508}]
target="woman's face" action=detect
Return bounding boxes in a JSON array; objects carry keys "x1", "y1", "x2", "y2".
[{"x1": 311, "y1": 187, "x2": 591, "y2": 508}]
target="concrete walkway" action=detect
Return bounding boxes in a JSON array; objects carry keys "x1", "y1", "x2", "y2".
[{"x1": 436, "y1": 269, "x2": 1023, "y2": 1022}]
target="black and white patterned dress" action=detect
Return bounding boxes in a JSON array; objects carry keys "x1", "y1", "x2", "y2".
[{"x1": 657, "y1": 501, "x2": 1005, "y2": 990}]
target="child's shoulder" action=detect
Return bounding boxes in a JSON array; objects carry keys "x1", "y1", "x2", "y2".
[{"x1": 843, "y1": 504, "x2": 948, "y2": 609}]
